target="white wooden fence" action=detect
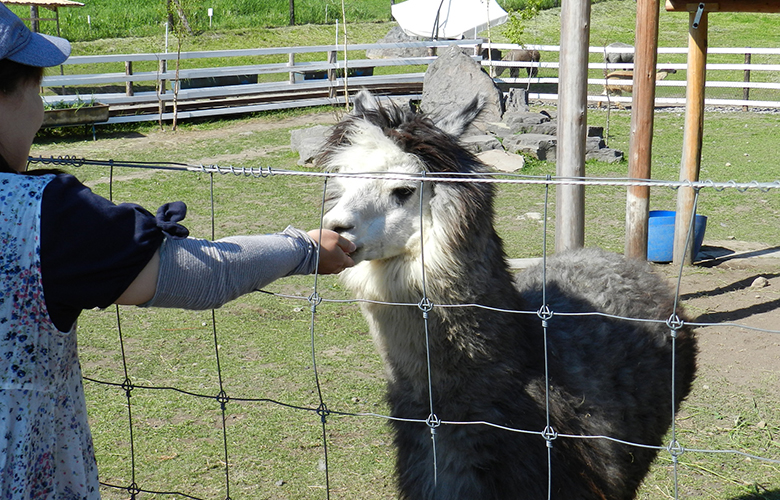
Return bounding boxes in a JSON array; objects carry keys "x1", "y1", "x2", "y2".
[{"x1": 41, "y1": 40, "x2": 780, "y2": 125}]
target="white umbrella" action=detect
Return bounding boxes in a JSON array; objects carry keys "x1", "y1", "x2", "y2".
[{"x1": 391, "y1": 0, "x2": 509, "y2": 40}]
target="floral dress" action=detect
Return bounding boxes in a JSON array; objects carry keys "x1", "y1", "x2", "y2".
[{"x1": 0, "y1": 173, "x2": 98, "y2": 500}]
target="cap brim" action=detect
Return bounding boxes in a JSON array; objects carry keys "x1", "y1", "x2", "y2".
[{"x1": 7, "y1": 32, "x2": 71, "y2": 67}]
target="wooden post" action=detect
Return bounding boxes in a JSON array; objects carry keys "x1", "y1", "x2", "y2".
[
  {"x1": 288, "y1": 53, "x2": 295, "y2": 84},
  {"x1": 555, "y1": 0, "x2": 590, "y2": 252},
  {"x1": 125, "y1": 61, "x2": 134, "y2": 96},
  {"x1": 158, "y1": 59, "x2": 167, "y2": 118},
  {"x1": 743, "y1": 52, "x2": 751, "y2": 111},
  {"x1": 327, "y1": 50, "x2": 337, "y2": 99},
  {"x1": 625, "y1": 0, "x2": 661, "y2": 260},
  {"x1": 30, "y1": 5, "x2": 39, "y2": 32},
  {"x1": 289, "y1": 0, "x2": 295, "y2": 26},
  {"x1": 673, "y1": 8, "x2": 708, "y2": 266}
]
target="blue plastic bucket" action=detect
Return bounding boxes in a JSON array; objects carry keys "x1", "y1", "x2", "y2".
[{"x1": 647, "y1": 210, "x2": 708, "y2": 263}]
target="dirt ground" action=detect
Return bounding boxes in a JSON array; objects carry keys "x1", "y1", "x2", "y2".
[{"x1": 665, "y1": 242, "x2": 780, "y2": 393}]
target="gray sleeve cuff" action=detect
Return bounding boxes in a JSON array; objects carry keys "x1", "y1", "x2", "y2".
[{"x1": 140, "y1": 226, "x2": 318, "y2": 310}]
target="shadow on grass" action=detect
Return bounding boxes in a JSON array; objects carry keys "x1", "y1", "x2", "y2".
[{"x1": 729, "y1": 488, "x2": 780, "y2": 500}]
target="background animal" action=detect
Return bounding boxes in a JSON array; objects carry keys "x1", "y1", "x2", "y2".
[
  {"x1": 602, "y1": 68, "x2": 678, "y2": 98},
  {"x1": 480, "y1": 48, "x2": 503, "y2": 77},
  {"x1": 318, "y1": 91, "x2": 697, "y2": 500},
  {"x1": 480, "y1": 47, "x2": 502, "y2": 62},
  {"x1": 604, "y1": 41, "x2": 634, "y2": 65},
  {"x1": 495, "y1": 48, "x2": 541, "y2": 78}
]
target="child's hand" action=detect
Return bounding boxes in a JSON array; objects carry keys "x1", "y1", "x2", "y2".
[{"x1": 307, "y1": 229, "x2": 356, "y2": 274}]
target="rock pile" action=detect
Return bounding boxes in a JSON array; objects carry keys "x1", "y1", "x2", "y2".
[{"x1": 290, "y1": 44, "x2": 624, "y2": 169}]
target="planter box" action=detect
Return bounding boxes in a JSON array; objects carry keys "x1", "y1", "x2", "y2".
[{"x1": 43, "y1": 104, "x2": 110, "y2": 127}]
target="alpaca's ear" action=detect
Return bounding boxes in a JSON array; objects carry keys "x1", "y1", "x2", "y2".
[
  {"x1": 352, "y1": 90, "x2": 381, "y2": 115},
  {"x1": 433, "y1": 96, "x2": 484, "y2": 138}
]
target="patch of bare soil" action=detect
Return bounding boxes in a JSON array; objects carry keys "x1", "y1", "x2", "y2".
[{"x1": 656, "y1": 241, "x2": 780, "y2": 393}]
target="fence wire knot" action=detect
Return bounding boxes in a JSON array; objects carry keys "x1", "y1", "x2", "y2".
[
  {"x1": 418, "y1": 297, "x2": 434, "y2": 317},
  {"x1": 667, "y1": 439, "x2": 685, "y2": 459},
  {"x1": 537, "y1": 304, "x2": 553, "y2": 327},
  {"x1": 126, "y1": 482, "x2": 141, "y2": 497},
  {"x1": 666, "y1": 313, "x2": 685, "y2": 337},
  {"x1": 426, "y1": 413, "x2": 441, "y2": 431},
  {"x1": 216, "y1": 390, "x2": 230, "y2": 410},
  {"x1": 121, "y1": 377, "x2": 134, "y2": 398},
  {"x1": 317, "y1": 403, "x2": 330, "y2": 423},
  {"x1": 308, "y1": 292, "x2": 323, "y2": 312},
  {"x1": 541, "y1": 425, "x2": 558, "y2": 448}
]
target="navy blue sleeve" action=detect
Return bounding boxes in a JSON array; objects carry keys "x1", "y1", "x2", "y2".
[{"x1": 40, "y1": 174, "x2": 168, "y2": 332}]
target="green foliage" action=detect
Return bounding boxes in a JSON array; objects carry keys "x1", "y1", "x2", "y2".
[
  {"x1": 5, "y1": 0, "x2": 393, "y2": 42},
  {"x1": 43, "y1": 94, "x2": 100, "y2": 110}
]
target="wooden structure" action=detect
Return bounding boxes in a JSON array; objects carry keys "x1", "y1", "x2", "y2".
[
  {"x1": 555, "y1": 0, "x2": 590, "y2": 252},
  {"x1": 0, "y1": 0, "x2": 83, "y2": 35},
  {"x1": 624, "y1": 0, "x2": 662, "y2": 262},
  {"x1": 665, "y1": 0, "x2": 780, "y2": 265}
]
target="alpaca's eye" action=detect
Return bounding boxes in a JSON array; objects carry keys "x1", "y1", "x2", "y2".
[{"x1": 391, "y1": 186, "x2": 416, "y2": 204}]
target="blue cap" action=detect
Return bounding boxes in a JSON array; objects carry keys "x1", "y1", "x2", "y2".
[{"x1": 0, "y1": 3, "x2": 71, "y2": 67}]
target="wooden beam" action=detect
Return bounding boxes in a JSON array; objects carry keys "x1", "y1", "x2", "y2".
[
  {"x1": 625, "y1": 0, "x2": 661, "y2": 260},
  {"x1": 673, "y1": 9, "x2": 708, "y2": 266},
  {"x1": 555, "y1": 0, "x2": 591, "y2": 252},
  {"x1": 666, "y1": 0, "x2": 780, "y2": 13}
]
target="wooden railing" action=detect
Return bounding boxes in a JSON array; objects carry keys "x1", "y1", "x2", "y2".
[{"x1": 41, "y1": 41, "x2": 780, "y2": 125}]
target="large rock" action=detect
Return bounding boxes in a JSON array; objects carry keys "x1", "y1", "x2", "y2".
[
  {"x1": 586, "y1": 148, "x2": 624, "y2": 163},
  {"x1": 504, "y1": 88, "x2": 529, "y2": 114},
  {"x1": 366, "y1": 26, "x2": 429, "y2": 59},
  {"x1": 503, "y1": 133, "x2": 558, "y2": 161},
  {"x1": 478, "y1": 149, "x2": 525, "y2": 172},
  {"x1": 461, "y1": 134, "x2": 503, "y2": 153},
  {"x1": 290, "y1": 125, "x2": 330, "y2": 165},
  {"x1": 420, "y1": 45, "x2": 504, "y2": 134}
]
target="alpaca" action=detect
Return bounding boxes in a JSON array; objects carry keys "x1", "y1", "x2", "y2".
[
  {"x1": 495, "y1": 48, "x2": 541, "y2": 78},
  {"x1": 480, "y1": 48, "x2": 503, "y2": 77},
  {"x1": 318, "y1": 91, "x2": 697, "y2": 500}
]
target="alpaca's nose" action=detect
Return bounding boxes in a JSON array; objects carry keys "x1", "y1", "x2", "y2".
[
  {"x1": 323, "y1": 213, "x2": 354, "y2": 235},
  {"x1": 327, "y1": 223, "x2": 354, "y2": 235}
]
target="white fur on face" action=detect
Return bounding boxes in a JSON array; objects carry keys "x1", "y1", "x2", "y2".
[{"x1": 323, "y1": 119, "x2": 431, "y2": 265}]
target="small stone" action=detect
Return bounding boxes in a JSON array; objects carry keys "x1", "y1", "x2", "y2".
[
  {"x1": 275, "y1": 480, "x2": 286, "y2": 487},
  {"x1": 751, "y1": 277, "x2": 769, "y2": 288}
]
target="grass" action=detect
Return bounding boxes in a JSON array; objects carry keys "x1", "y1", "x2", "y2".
[
  {"x1": 31, "y1": 101, "x2": 780, "y2": 498},
  {"x1": 7, "y1": 0, "x2": 579, "y2": 43},
  {"x1": 23, "y1": 0, "x2": 780, "y2": 497}
]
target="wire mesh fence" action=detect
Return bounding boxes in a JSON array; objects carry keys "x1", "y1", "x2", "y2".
[{"x1": 29, "y1": 156, "x2": 780, "y2": 499}]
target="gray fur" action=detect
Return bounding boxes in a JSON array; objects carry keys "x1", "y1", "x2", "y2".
[{"x1": 319, "y1": 92, "x2": 697, "y2": 500}]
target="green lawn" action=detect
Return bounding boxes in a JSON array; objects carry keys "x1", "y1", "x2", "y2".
[{"x1": 22, "y1": 0, "x2": 780, "y2": 498}]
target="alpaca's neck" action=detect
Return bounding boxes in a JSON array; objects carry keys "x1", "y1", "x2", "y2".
[{"x1": 342, "y1": 227, "x2": 524, "y2": 392}]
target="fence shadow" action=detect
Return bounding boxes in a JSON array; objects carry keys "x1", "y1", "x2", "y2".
[
  {"x1": 697, "y1": 245, "x2": 780, "y2": 267},
  {"x1": 681, "y1": 272, "x2": 780, "y2": 301},
  {"x1": 681, "y1": 270, "x2": 780, "y2": 324},
  {"x1": 728, "y1": 488, "x2": 780, "y2": 500}
]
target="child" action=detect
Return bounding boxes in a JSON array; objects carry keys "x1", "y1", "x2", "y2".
[{"x1": 0, "y1": 5, "x2": 354, "y2": 498}]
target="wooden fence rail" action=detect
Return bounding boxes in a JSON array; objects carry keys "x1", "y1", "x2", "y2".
[{"x1": 41, "y1": 41, "x2": 780, "y2": 125}]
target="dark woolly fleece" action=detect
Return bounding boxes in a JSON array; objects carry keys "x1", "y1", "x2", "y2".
[{"x1": 322, "y1": 93, "x2": 697, "y2": 500}]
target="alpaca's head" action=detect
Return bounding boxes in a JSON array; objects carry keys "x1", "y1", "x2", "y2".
[{"x1": 318, "y1": 91, "x2": 493, "y2": 270}]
